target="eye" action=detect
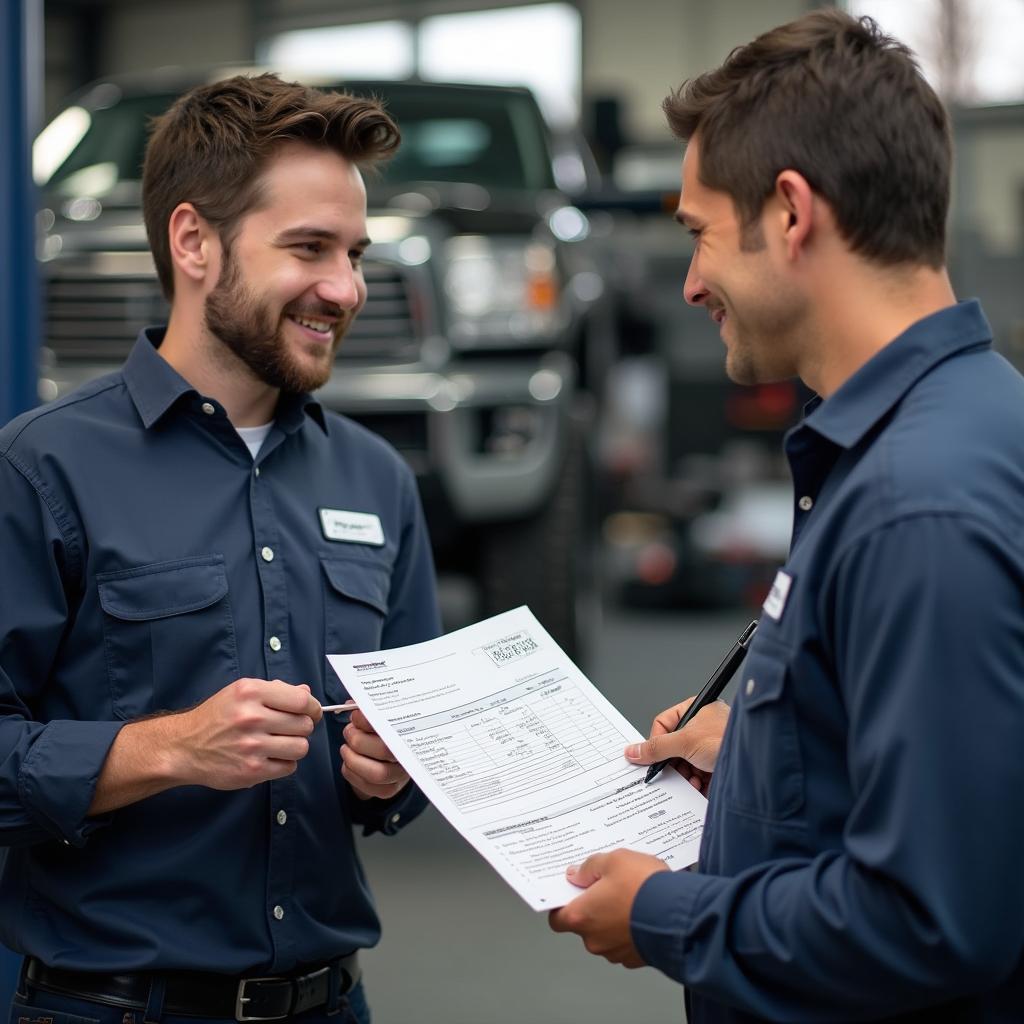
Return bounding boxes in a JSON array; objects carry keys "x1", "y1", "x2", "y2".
[
  {"x1": 350, "y1": 249, "x2": 366, "y2": 267},
  {"x1": 687, "y1": 228, "x2": 701, "y2": 241},
  {"x1": 294, "y1": 241, "x2": 323, "y2": 256}
]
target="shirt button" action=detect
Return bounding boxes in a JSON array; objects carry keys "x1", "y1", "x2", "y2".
[
  {"x1": 798, "y1": 495, "x2": 814, "y2": 511},
  {"x1": 273, "y1": 905, "x2": 285, "y2": 920},
  {"x1": 254, "y1": 466, "x2": 260, "y2": 478},
  {"x1": 201, "y1": 402, "x2": 215, "y2": 416},
  {"x1": 745, "y1": 678, "x2": 756, "y2": 697},
  {"x1": 261, "y1": 546, "x2": 274, "y2": 562},
  {"x1": 390, "y1": 813, "x2": 401, "y2": 825},
  {"x1": 276, "y1": 810, "x2": 287, "y2": 826},
  {"x1": 269, "y1": 636, "x2": 282, "y2": 652}
]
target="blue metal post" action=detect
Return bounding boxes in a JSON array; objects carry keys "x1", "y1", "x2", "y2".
[
  {"x1": 1, "y1": 0, "x2": 43, "y2": 1006},
  {"x1": 1, "y1": 0, "x2": 43, "y2": 426}
]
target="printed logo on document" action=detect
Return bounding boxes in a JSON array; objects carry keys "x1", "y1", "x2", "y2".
[
  {"x1": 319, "y1": 508, "x2": 385, "y2": 546},
  {"x1": 763, "y1": 570, "x2": 793, "y2": 621},
  {"x1": 479, "y1": 631, "x2": 539, "y2": 666}
]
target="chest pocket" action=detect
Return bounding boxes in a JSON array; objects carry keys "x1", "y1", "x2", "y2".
[
  {"x1": 321, "y1": 555, "x2": 391, "y2": 700},
  {"x1": 97, "y1": 555, "x2": 240, "y2": 720},
  {"x1": 719, "y1": 645, "x2": 805, "y2": 823}
]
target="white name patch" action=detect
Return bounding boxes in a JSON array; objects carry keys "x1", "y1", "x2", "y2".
[
  {"x1": 762, "y1": 569, "x2": 793, "y2": 621},
  {"x1": 319, "y1": 508, "x2": 385, "y2": 547}
]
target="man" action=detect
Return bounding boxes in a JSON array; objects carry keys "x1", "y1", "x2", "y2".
[
  {"x1": 0, "y1": 74, "x2": 440, "y2": 1023},
  {"x1": 551, "y1": 10, "x2": 1024, "y2": 1022}
]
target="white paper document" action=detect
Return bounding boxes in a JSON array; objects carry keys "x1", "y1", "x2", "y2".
[{"x1": 327, "y1": 607, "x2": 706, "y2": 910}]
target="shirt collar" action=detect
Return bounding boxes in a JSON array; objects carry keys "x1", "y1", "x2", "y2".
[
  {"x1": 801, "y1": 299, "x2": 992, "y2": 450},
  {"x1": 124, "y1": 327, "x2": 328, "y2": 435}
]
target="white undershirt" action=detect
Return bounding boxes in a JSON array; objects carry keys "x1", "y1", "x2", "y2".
[{"x1": 234, "y1": 422, "x2": 274, "y2": 460}]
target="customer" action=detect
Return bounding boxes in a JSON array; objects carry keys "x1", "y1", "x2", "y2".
[{"x1": 550, "y1": 11, "x2": 1024, "y2": 1022}]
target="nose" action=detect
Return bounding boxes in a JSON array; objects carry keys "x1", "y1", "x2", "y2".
[
  {"x1": 683, "y1": 255, "x2": 708, "y2": 307},
  {"x1": 317, "y1": 258, "x2": 363, "y2": 311}
]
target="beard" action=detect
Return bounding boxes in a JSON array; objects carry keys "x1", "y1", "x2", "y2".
[{"x1": 204, "y1": 247, "x2": 345, "y2": 393}]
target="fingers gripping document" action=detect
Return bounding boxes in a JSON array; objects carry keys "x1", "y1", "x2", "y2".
[{"x1": 327, "y1": 607, "x2": 706, "y2": 910}]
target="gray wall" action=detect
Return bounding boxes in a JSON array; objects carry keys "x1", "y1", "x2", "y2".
[
  {"x1": 582, "y1": 0, "x2": 806, "y2": 139},
  {"x1": 43, "y1": 0, "x2": 809, "y2": 140}
]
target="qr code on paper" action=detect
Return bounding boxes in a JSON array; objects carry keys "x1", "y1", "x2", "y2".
[{"x1": 481, "y1": 630, "x2": 539, "y2": 666}]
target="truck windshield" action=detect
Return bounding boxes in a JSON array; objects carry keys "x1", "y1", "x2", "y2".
[{"x1": 41, "y1": 81, "x2": 555, "y2": 195}]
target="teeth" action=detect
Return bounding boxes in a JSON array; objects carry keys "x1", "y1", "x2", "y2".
[{"x1": 291, "y1": 315, "x2": 332, "y2": 333}]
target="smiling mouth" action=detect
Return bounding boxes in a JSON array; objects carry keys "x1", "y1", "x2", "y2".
[
  {"x1": 710, "y1": 308, "x2": 727, "y2": 325},
  {"x1": 286, "y1": 313, "x2": 337, "y2": 341}
]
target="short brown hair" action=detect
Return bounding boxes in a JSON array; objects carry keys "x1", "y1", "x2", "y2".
[
  {"x1": 142, "y1": 73, "x2": 400, "y2": 298},
  {"x1": 663, "y1": 8, "x2": 951, "y2": 268}
]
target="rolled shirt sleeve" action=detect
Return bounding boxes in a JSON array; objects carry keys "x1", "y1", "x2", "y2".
[{"x1": 630, "y1": 514, "x2": 1024, "y2": 1019}]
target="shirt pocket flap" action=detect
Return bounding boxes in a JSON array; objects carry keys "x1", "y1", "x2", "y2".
[
  {"x1": 97, "y1": 556, "x2": 229, "y2": 622},
  {"x1": 738, "y1": 648, "x2": 788, "y2": 710},
  {"x1": 321, "y1": 557, "x2": 390, "y2": 616}
]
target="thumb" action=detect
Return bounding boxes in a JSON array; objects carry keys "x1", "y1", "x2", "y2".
[
  {"x1": 566, "y1": 853, "x2": 607, "y2": 889},
  {"x1": 624, "y1": 734, "x2": 665, "y2": 765}
]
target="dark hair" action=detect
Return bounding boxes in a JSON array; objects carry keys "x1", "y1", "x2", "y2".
[
  {"x1": 142, "y1": 73, "x2": 400, "y2": 299},
  {"x1": 663, "y1": 8, "x2": 951, "y2": 268}
]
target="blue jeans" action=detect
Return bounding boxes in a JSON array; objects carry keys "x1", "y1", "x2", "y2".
[{"x1": 9, "y1": 977, "x2": 371, "y2": 1024}]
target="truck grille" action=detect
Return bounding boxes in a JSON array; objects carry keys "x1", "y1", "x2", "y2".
[{"x1": 44, "y1": 257, "x2": 422, "y2": 364}]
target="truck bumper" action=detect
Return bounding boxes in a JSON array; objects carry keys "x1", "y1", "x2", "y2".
[{"x1": 317, "y1": 352, "x2": 575, "y2": 523}]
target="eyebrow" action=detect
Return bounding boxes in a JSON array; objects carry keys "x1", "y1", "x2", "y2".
[{"x1": 274, "y1": 227, "x2": 372, "y2": 248}]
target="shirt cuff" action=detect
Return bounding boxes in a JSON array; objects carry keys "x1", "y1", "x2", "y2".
[
  {"x1": 355, "y1": 781, "x2": 429, "y2": 837},
  {"x1": 631, "y1": 866, "x2": 718, "y2": 981},
  {"x1": 18, "y1": 719, "x2": 126, "y2": 845}
]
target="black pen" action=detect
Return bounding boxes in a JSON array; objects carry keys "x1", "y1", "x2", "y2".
[{"x1": 644, "y1": 619, "x2": 758, "y2": 784}]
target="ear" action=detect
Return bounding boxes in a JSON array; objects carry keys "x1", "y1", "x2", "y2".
[
  {"x1": 167, "y1": 202, "x2": 219, "y2": 287},
  {"x1": 773, "y1": 170, "x2": 814, "y2": 262}
]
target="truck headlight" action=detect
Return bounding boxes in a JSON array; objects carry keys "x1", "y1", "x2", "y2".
[{"x1": 444, "y1": 235, "x2": 563, "y2": 345}]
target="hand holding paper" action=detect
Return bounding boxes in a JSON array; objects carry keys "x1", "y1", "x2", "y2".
[
  {"x1": 340, "y1": 708, "x2": 411, "y2": 801},
  {"x1": 549, "y1": 848, "x2": 671, "y2": 966}
]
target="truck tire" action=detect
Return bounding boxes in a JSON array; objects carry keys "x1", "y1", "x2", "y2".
[{"x1": 478, "y1": 412, "x2": 596, "y2": 665}]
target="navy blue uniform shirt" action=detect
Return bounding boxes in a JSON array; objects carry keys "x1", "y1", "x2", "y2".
[
  {"x1": 0, "y1": 329, "x2": 440, "y2": 973},
  {"x1": 632, "y1": 301, "x2": 1024, "y2": 1022}
]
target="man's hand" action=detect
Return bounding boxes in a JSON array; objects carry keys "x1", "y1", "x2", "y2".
[
  {"x1": 172, "y1": 678, "x2": 322, "y2": 788},
  {"x1": 624, "y1": 697, "x2": 730, "y2": 796},
  {"x1": 340, "y1": 708, "x2": 411, "y2": 801},
  {"x1": 90, "y1": 679, "x2": 322, "y2": 814},
  {"x1": 548, "y1": 849, "x2": 669, "y2": 967}
]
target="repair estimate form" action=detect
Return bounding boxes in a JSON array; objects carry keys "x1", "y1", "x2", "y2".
[{"x1": 327, "y1": 607, "x2": 707, "y2": 910}]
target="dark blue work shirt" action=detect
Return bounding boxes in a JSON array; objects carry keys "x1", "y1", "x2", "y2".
[
  {"x1": 632, "y1": 301, "x2": 1024, "y2": 1022},
  {"x1": 0, "y1": 329, "x2": 440, "y2": 973}
]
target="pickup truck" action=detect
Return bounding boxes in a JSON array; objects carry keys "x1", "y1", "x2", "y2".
[{"x1": 34, "y1": 70, "x2": 609, "y2": 659}]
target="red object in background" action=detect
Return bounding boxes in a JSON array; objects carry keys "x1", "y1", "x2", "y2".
[
  {"x1": 726, "y1": 381, "x2": 798, "y2": 431},
  {"x1": 635, "y1": 542, "x2": 678, "y2": 586}
]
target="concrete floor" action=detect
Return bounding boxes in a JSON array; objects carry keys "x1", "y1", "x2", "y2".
[{"x1": 355, "y1": 602, "x2": 751, "y2": 1024}]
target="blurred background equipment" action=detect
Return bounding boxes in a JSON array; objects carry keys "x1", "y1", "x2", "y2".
[{"x1": 6, "y1": 0, "x2": 1024, "y2": 1017}]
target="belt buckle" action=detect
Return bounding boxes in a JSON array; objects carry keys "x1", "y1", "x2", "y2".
[{"x1": 235, "y1": 976, "x2": 287, "y2": 1022}]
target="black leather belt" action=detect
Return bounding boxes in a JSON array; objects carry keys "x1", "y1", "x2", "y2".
[{"x1": 25, "y1": 953, "x2": 360, "y2": 1021}]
